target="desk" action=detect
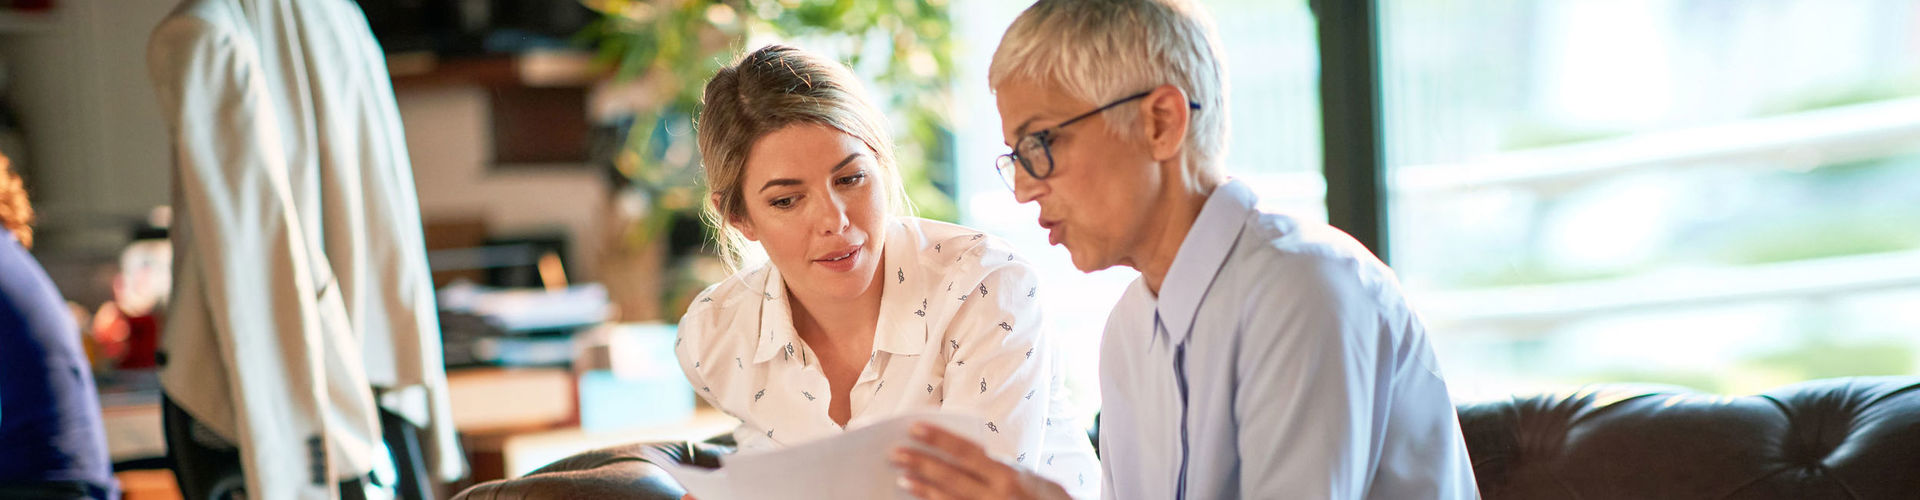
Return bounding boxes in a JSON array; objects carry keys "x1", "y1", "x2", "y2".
[
  {"x1": 98, "y1": 371, "x2": 175, "y2": 499},
  {"x1": 97, "y1": 370, "x2": 166, "y2": 464},
  {"x1": 99, "y1": 366, "x2": 732, "y2": 485},
  {"x1": 101, "y1": 399, "x2": 165, "y2": 463}
]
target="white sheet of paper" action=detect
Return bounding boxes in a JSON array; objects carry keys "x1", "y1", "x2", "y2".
[
  {"x1": 655, "y1": 459, "x2": 734, "y2": 499},
  {"x1": 656, "y1": 412, "x2": 988, "y2": 500}
]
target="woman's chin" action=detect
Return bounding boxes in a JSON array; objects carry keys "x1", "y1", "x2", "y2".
[{"x1": 798, "y1": 265, "x2": 880, "y2": 300}]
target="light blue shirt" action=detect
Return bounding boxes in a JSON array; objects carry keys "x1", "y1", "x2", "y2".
[{"x1": 1098, "y1": 180, "x2": 1478, "y2": 499}]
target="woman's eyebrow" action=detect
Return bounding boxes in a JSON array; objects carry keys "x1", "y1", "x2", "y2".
[{"x1": 758, "y1": 152, "x2": 865, "y2": 193}]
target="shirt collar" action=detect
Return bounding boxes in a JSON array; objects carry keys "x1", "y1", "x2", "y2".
[
  {"x1": 752, "y1": 266, "x2": 802, "y2": 365},
  {"x1": 1155, "y1": 179, "x2": 1257, "y2": 346},
  {"x1": 871, "y1": 218, "x2": 926, "y2": 356},
  {"x1": 750, "y1": 218, "x2": 927, "y2": 365}
]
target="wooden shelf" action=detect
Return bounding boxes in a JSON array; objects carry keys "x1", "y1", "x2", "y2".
[
  {"x1": 388, "y1": 50, "x2": 610, "y2": 167},
  {"x1": 0, "y1": 9, "x2": 60, "y2": 35},
  {"x1": 389, "y1": 50, "x2": 605, "y2": 90}
]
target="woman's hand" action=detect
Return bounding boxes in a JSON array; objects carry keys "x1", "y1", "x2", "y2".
[{"x1": 889, "y1": 423, "x2": 1072, "y2": 500}]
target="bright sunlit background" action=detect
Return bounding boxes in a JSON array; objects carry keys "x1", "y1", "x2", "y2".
[{"x1": 944, "y1": 0, "x2": 1920, "y2": 416}]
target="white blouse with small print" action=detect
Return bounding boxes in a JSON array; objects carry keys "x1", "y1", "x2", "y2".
[{"x1": 675, "y1": 217, "x2": 1101, "y2": 499}]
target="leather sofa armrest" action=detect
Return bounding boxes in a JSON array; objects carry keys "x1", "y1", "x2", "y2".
[{"x1": 452, "y1": 436, "x2": 735, "y2": 500}]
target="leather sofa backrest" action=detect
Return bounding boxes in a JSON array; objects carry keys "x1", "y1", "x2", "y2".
[{"x1": 1457, "y1": 377, "x2": 1920, "y2": 499}]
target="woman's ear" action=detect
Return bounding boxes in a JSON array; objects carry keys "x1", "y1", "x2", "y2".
[
  {"x1": 1140, "y1": 83, "x2": 1192, "y2": 162},
  {"x1": 715, "y1": 192, "x2": 759, "y2": 242}
]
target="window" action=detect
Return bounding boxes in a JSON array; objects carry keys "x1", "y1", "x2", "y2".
[
  {"x1": 943, "y1": 0, "x2": 1919, "y2": 411},
  {"x1": 1379, "y1": 0, "x2": 1920, "y2": 398}
]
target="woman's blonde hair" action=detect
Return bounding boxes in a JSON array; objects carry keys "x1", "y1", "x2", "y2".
[
  {"x1": 697, "y1": 44, "x2": 908, "y2": 269},
  {"x1": 0, "y1": 153, "x2": 32, "y2": 248}
]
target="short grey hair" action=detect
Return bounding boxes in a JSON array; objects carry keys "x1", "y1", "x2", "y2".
[{"x1": 989, "y1": 0, "x2": 1229, "y2": 170}]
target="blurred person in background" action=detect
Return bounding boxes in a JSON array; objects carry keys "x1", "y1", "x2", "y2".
[{"x1": 0, "y1": 152, "x2": 118, "y2": 499}]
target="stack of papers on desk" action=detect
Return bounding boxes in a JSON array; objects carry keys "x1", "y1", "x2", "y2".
[
  {"x1": 658, "y1": 412, "x2": 987, "y2": 500},
  {"x1": 438, "y1": 281, "x2": 610, "y2": 332}
]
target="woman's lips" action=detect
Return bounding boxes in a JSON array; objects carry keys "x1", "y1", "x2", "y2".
[
  {"x1": 813, "y1": 245, "x2": 861, "y2": 272},
  {"x1": 1041, "y1": 220, "x2": 1064, "y2": 246}
]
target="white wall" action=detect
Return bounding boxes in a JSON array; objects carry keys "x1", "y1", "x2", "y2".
[
  {"x1": 0, "y1": 0, "x2": 176, "y2": 251},
  {"x1": 0, "y1": 1, "x2": 610, "y2": 277},
  {"x1": 395, "y1": 86, "x2": 608, "y2": 279}
]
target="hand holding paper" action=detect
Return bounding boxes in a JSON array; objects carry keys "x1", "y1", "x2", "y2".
[
  {"x1": 655, "y1": 412, "x2": 991, "y2": 500},
  {"x1": 889, "y1": 422, "x2": 1072, "y2": 500}
]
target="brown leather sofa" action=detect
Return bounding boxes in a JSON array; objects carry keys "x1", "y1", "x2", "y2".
[
  {"x1": 1461, "y1": 376, "x2": 1919, "y2": 499},
  {"x1": 454, "y1": 376, "x2": 1920, "y2": 499}
]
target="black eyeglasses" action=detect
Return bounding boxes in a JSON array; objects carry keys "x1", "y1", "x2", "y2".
[{"x1": 993, "y1": 90, "x2": 1202, "y2": 191}]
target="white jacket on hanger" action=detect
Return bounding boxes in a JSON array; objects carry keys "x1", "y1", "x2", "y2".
[{"x1": 147, "y1": 0, "x2": 464, "y2": 497}]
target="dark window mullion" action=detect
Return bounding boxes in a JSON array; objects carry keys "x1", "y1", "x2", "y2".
[{"x1": 1311, "y1": 0, "x2": 1388, "y2": 262}]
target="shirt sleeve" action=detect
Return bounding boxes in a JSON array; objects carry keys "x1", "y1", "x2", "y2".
[
  {"x1": 936, "y1": 259, "x2": 1050, "y2": 467},
  {"x1": 1232, "y1": 257, "x2": 1387, "y2": 498},
  {"x1": 1100, "y1": 432, "x2": 1121, "y2": 500},
  {"x1": 675, "y1": 290, "x2": 725, "y2": 412}
]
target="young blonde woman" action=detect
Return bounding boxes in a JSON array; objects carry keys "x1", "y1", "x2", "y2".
[{"x1": 663, "y1": 44, "x2": 1099, "y2": 498}]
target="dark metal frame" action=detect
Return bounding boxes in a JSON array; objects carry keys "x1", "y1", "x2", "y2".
[{"x1": 1312, "y1": 0, "x2": 1390, "y2": 262}]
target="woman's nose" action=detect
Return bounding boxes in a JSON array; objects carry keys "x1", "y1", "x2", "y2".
[
  {"x1": 1012, "y1": 168, "x2": 1048, "y2": 204},
  {"x1": 816, "y1": 191, "x2": 851, "y2": 236}
]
